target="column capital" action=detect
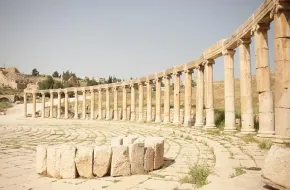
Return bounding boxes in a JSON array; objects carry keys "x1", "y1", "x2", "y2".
[
  {"x1": 41, "y1": 92, "x2": 45, "y2": 96},
  {"x1": 90, "y1": 87, "x2": 95, "y2": 93},
  {"x1": 163, "y1": 74, "x2": 172, "y2": 80},
  {"x1": 82, "y1": 88, "x2": 86, "y2": 93},
  {"x1": 146, "y1": 80, "x2": 153, "y2": 85},
  {"x1": 173, "y1": 70, "x2": 182, "y2": 76},
  {"x1": 113, "y1": 85, "x2": 119, "y2": 90},
  {"x1": 122, "y1": 84, "x2": 129, "y2": 89},
  {"x1": 251, "y1": 23, "x2": 270, "y2": 35},
  {"x1": 237, "y1": 38, "x2": 251, "y2": 46},
  {"x1": 203, "y1": 59, "x2": 215, "y2": 66},
  {"x1": 222, "y1": 49, "x2": 235, "y2": 56},
  {"x1": 197, "y1": 65, "x2": 205, "y2": 71},
  {"x1": 64, "y1": 89, "x2": 68, "y2": 94},
  {"x1": 270, "y1": 0, "x2": 290, "y2": 19}
]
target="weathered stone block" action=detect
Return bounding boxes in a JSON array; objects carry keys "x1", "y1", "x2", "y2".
[
  {"x1": 60, "y1": 145, "x2": 76, "y2": 179},
  {"x1": 111, "y1": 136, "x2": 123, "y2": 147},
  {"x1": 129, "y1": 143, "x2": 145, "y2": 174},
  {"x1": 111, "y1": 146, "x2": 131, "y2": 177},
  {"x1": 75, "y1": 146, "x2": 93, "y2": 178},
  {"x1": 93, "y1": 146, "x2": 112, "y2": 177},
  {"x1": 144, "y1": 147, "x2": 154, "y2": 172},
  {"x1": 262, "y1": 145, "x2": 290, "y2": 190},
  {"x1": 47, "y1": 146, "x2": 61, "y2": 178},
  {"x1": 36, "y1": 145, "x2": 47, "y2": 175},
  {"x1": 145, "y1": 137, "x2": 164, "y2": 170},
  {"x1": 123, "y1": 135, "x2": 138, "y2": 146}
]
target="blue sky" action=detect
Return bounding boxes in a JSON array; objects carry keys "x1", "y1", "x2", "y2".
[{"x1": 0, "y1": 0, "x2": 273, "y2": 81}]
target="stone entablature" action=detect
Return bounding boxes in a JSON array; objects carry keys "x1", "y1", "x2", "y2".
[{"x1": 36, "y1": 136, "x2": 164, "y2": 179}]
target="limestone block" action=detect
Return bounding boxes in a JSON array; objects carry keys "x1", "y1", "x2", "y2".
[
  {"x1": 144, "y1": 147, "x2": 154, "y2": 172},
  {"x1": 111, "y1": 136, "x2": 123, "y2": 147},
  {"x1": 135, "y1": 137, "x2": 145, "y2": 143},
  {"x1": 118, "y1": 108, "x2": 122, "y2": 120},
  {"x1": 93, "y1": 146, "x2": 112, "y2": 177},
  {"x1": 47, "y1": 146, "x2": 61, "y2": 178},
  {"x1": 262, "y1": 145, "x2": 290, "y2": 189},
  {"x1": 75, "y1": 146, "x2": 93, "y2": 178},
  {"x1": 60, "y1": 145, "x2": 76, "y2": 179},
  {"x1": 123, "y1": 135, "x2": 138, "y2": 146},
  {"x1": 111, "y1": 146, "x2": 131, "y2": 177},
  {"x1": 145, "y1": 137, "x2": 164, "y2": 169},
  {"x1": 258, "y1": 91, "x2": 274, "y2": 113},
  {"x1": 36, "y1": 145, "x2": 47, "y2": 175},
  {"x1": 129, "y1": 143, "x2": 145, "y2": 174}
]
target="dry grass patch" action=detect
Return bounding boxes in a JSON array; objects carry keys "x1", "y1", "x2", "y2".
[
  {"x1": 230, "y1": 167, "x2": 246, "y2": 178},
  {"x1": 258, "y1": 140, "x2": 272, "y2": 150},
  {"x1": 179, "y1": 163, "x2": 211, "y2": 188}
]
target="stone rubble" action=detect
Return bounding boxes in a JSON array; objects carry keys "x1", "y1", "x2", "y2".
[{"x1": 36, "y1": 135, "x2": 164, "y2": 179}]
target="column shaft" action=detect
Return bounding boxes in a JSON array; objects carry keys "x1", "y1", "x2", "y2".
[
  {"x1": 57, "y1": 92, "x2": 61, "y2": 119},
  {"x1": 173, "y1": 72, "x2": 181, "y2": 124},
  {"x1": 274, "y1": 5, "x2": 290, "y2": 138},
  {"x1": 254, "y1": 23, "x2": 275, "y2": 136},
  {"x1": 64, "y1": 91, "x2": 68, "y2": 119},
  {"x1": 82, "y1": 90, "x2": 86, "y2": 119},
  {"x1": 106, "y1": 88, "x2": 110, "y2": 120},
  {"x1": 32, "y1": 92, "x2": 36, "y2": 118},
  {"x1": 205, "y1": 60, "x2": 216, "y2": 129},
  {"x1": 155, "y1": 78, "x2": 161, "y2": 123},
  {"x1": 50, "y1": 92, "x2": 53, "y2": 118},
  {"x1": 90, "y1": 90, "x2": 95, "y2": 120},
  {"x1": 138, "y1": 83, "x2": 144, "y2": 122},
  {"x1": 122, "y1": 86, "x2": 127, "y2": 121},
  {"x1": 146, "y1": 81, "x2": 152, "y2": 122},
  {"x1": 239, "y1": 39, "x2": 255, "y2": 133},
  {"x1": 98, "y1": 89, "x2": 102, "y2": 120},
  {"x1": 131, "y1": 85, "x2": 136, "y2": 121},
  {"x1": 184, "y1": 69, "x2": 193, "y2": 126},
  {"x1": 42, "y1": 93, "x2": 45, "y2": 118},
  {"x1": 113, "y1": 87, "x2": 118, "y2": 120},
  {"x1": 24, "y1": 92, "x2": 27, "y2": 117},
  {"x1": 74, "y1": 91, "x2": 78, "y2": 119},
  {"x1": 223, "y1": 49, "x2": 236, "y2": 132},
  {"x1": 163, "y1": 75, "x2": 171, "y2": 123},
  {"x1": 195, "y1": 66, "x2": 204, "y2": 127}
]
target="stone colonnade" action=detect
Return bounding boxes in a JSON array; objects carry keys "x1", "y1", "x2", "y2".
[{"x1": 23, "y1": 1, "x2": 290, "y2": 140}]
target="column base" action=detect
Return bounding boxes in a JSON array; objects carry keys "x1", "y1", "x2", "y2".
[
  {"x1": 138, "y1": 120, "x2": 144, "y2": 123},
  {"x1": 223, "y1": 128, "x2": 238, "y2": 134},
  {"x1": 272, "y1": 135, "x2": 290, "y2": 144},
  {"x1": 163, "y1": 121, "x2": 171, "y2": 124},
  {"x1": 194, "y1": 122, "x2": 204, "y2": 128},
  {"x1": 204, "y1": 124, "x2": 216, "y2": 130},
  {"x1": 257, "y1": 130, "x2": 275, "y2": 138},
  {"x1": 155, "y1": 120, "x2": 161, "y2": 124},
  {"x1": 240, "y1": 129, "x2": 256, "y2": 135},
  {"x1": 173, "y1": 120, "x2": 181, "y2": 125}
]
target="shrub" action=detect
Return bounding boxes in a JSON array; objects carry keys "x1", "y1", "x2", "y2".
[{"x1": 179, "y1": 163, "x2": 210, "y2": 188}]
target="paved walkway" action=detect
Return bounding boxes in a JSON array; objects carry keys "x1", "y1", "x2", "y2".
[{"x1": 0, "y1": 104, "x2": 269, "y2": 190}]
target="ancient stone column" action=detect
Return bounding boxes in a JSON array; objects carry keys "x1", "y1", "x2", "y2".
[
  {"x1": 239, "y1": 38, "x2": 255, "y2": 134},
  {"x1": 82, "y1": 89, "x2": 86, "y2": 119},
  {"x1": 223, "y1": 49, "x2": 236, "y2": 132},
  {"x1": 146, "y1": 80, "x2": 153, "y2": 122},
  {"x1": 155, "y1": 77, "x2": 162, "y2": 123},
  {"x1": 138, "y1": 82, "x2": 144, "y2": 122},
  {"x1": 173, "y1": 71, "x2": 181, "y2": 124},
  {"x1": 57, "y1": 90, "x2": 61, "y2": 119},
  {"x1": 273, "y1": 4, "x2": 290, "y2": 138},
  {"x1": 74, "y1": 90, "x2": 78, "y2": 119},
  {"x1": 106, "y1": 87, "x2": 110, "y2": 120},
  {"x1": 253, "y1": 23, "x2": 275, "y2": 137},
  {"x1": 24, "y1": 92, "x2": 27, "y2": 118},
  {"x1": 32, "y1": 92, "x2": 36, "y2": 118},
  {"x1": 90, "y1": 88, "x2": 95, "y2": 120},
  {"x1": 195, "y1": 66, "x2": 204, "y2": 128},
  {"x1": 205, "y1": 60, "x2": 216, "y2": 130},
  {"x1": 64, "y1": 90, "x2": 68, "y2": 119},
  {"x1": 130, "y1": 84, "x2": 136, "y2": 121},
  {"x1": 113, "y1": 86, "x2": 119, "y2": 120},
  {"x1": 122, "y1": 85, "x2": 128, "y2": 121},
  {"x1": 50, "y1": 91, "x2": 54, "y2": 118},
  {"x1": 41, "y1": 92, "x2": 45, "y2": 118},
  {"x1": 98, "y1": 88, "x2": 102, "y2": 120},
  {"x1": 163, "y1": 75, "x2": 171, "y2": 123},
  {"x1": 184, "y1": 68, "x2": 193, "y2": 126},
  {"x1": 204, "y1": 65, "x2": 208, "y2": 107}
]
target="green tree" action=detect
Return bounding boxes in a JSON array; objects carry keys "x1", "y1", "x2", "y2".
[
  {"x1": 52, "y1": 71, "x2": 59, "y2": 77},
  {"x1": 32, "y1": 68, "x2": 39, "y2": 76},
  {"x1": 38, "y1": 76, "x2": 54, "y2": 90},
  {"x1": 107, "y1": 76, "x2": 113, "y2": 84}
]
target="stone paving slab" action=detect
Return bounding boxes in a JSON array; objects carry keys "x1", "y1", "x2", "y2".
[{"x1": 0, "y1": 117, "x2": 270, "y2": 190}]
